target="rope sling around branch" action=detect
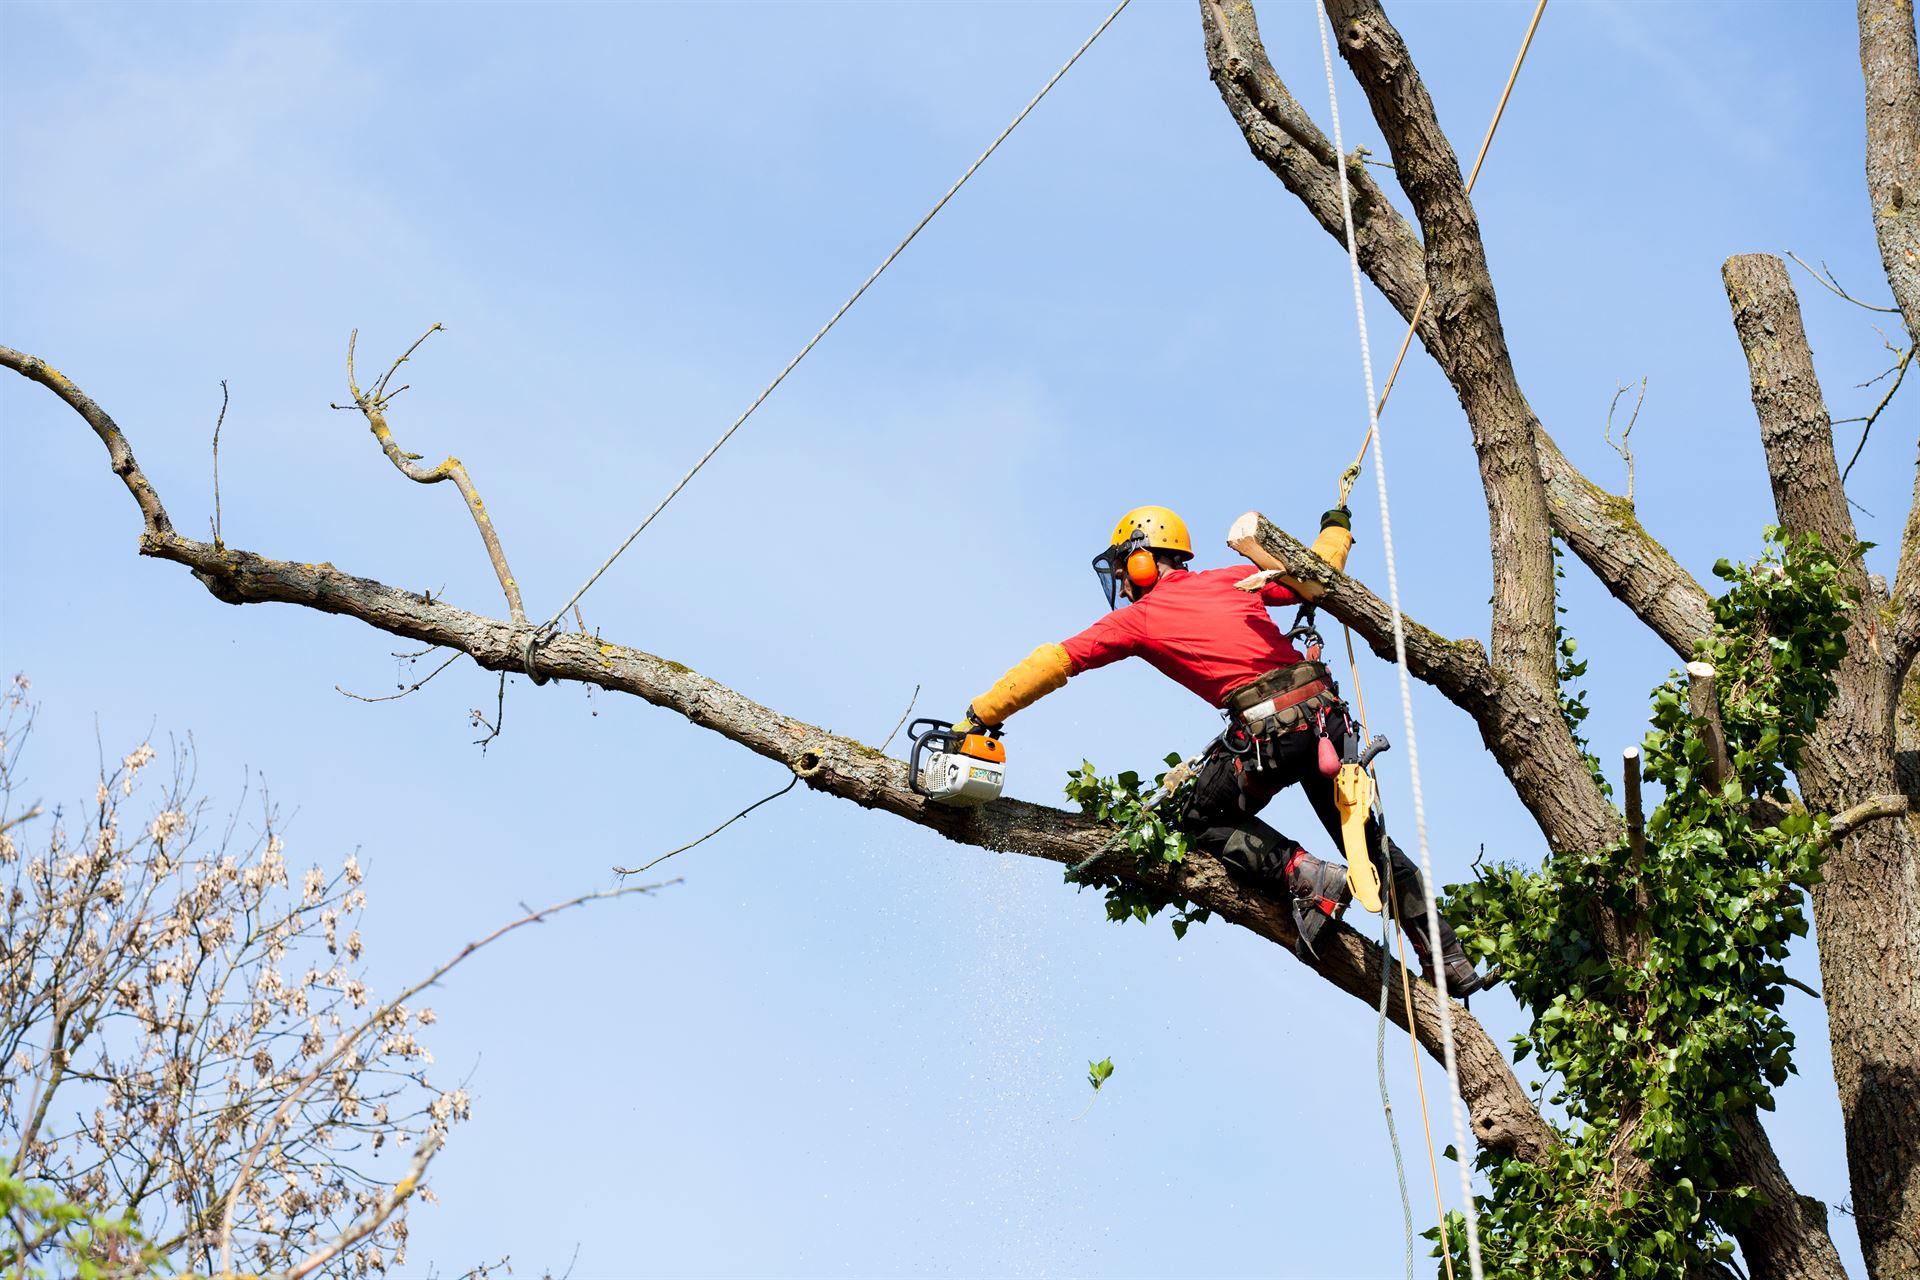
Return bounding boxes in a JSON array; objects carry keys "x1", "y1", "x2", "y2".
[{"x1": 523, "y1": 0, "x2": 1133, "y2": 670}]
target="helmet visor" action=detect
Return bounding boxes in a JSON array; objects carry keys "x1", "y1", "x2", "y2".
[{"x1": 1091, "y1": 532, "x2": 1147, "y2": 609}]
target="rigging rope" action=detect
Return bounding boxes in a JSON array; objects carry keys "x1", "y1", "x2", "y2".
[
  {"x1": 1314, "y1": 5, "x2": 1488, "y2": 1278},
  {"x1": 1346, "y1": 624, "x2": 1456, "y2": 1280},
  {"x1": 1376, "y1": 863, "x2": 1418, "y2": 1280},
  {"x1": 1336, "y1": 0, "x2": 1549, "y2": 508},
  {"x1": 535, "y1": 0, "x2": 1133, "y2": 639}
]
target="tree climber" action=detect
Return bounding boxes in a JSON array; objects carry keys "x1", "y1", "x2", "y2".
[{"x1": 958, "y1": 505, "x2": 1500, "y2": 996}]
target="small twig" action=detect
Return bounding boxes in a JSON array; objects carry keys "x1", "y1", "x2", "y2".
[
  {"x1": 876, "y1": 684, "x2": 921, "y2": 754},
  {"x1": 337, "y1": 650, "x2": 462, "y2": 704},
  {"x1": 1785, "y1": 251, "x2": 1902, "y2": 313},
  {"x1": 1781, "y1": 974, "x2": 1823, "y2": 1000},
  {"x1": 1817, "y1": 793, "x2": 1909, "y2": 850},
  {"x1": 571, "y1": 606, "x2": 600, "y2": 716},
  {"x1": 210, "y1": 380, "x2": 229, "y2": 549},
  {"x1": 470, "y1": 672, "x2": 507, "y2": 749},
  {"x1": 372, "y1": 324, "x2": 445, "y2": 405},
  {"x1": 346, "y1": 326, "x2": 528, "y2": 624},
  {"x1": 1836, "y1": 343, "x2": 1913, "y2": 484},
  {"x1": 215, "y1": 878, "x2": 681, "y2": 1276},
  {"x1": 282, "y1": 1132, "x2": 442, "y2": 1280},
  {"x1": 613, "y1": 776, "x2": 800, "y2": 877},
  {"x1": 0, "y1": 805, "x2": 42, "y2": 837},
  {"x1": 1833, "y1": 1199, "x2": 1920, "y2": 1267},
  {"x1": 1603, "y1": 377, "x2": 1645, "y2": 504}
]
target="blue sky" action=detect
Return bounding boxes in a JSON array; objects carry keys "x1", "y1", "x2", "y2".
[{"x1": 1, "y1": 1, "x2": 1904, "y2": 1276}]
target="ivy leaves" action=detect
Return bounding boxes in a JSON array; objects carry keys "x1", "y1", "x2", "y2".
[{"x1": 1442, "y1": 529, "x2": 1853, "y2": 1278}]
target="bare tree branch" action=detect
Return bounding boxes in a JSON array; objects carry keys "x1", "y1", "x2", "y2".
[
  {"x1": 1820, "y1": 792, "x2": 1911, "y2": 848},
  {"x1": 1321, "y1": 0, "x2": 1559, "y2": 694},
  {"x1": 1605, "y1": 378, "x2": 1645, "y2": 504},
  {"x1": 339, "y1": 326, "x2": 528, "y2": 624},
  {"x1": 1836, "y1": 340, "x2": 1912, "y2": 485},
  {"x1": 210, "y1": 379, "x2": 229, "y2": 549},
  {"x1": 1786, "y1": 250, "x2": 1903, "y2": 314},
  {"x1": 1199, "y1": 2, "x2": 1717, "y2": 668},
  {"x1": 1533, "y1": 432, "x2": 1715, "y2": 661},
  {"x1": 1200, "y1": 0, "x2": 1427, "y2": 318},
  {"x1": 336, "y1": 648, "x2": 462, "y2": 704},
  {"x1": 1722, "y1": 257, "x2": 1866, "y2": 594},
  {"x1": 612, "y1": 777, "x2": 799, "y2": 877},
  {"x1": 280, "y1": 1133, "x2": 441, "y2": 1280},
  {"x1": 0, "y1": 348, "x2": 171, "y2": 537},
  {"x1": 4, "y1": 349, "x2": 1558, "y2": 1167}
]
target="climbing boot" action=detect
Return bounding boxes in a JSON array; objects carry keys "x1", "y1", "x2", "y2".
[
  {"x1": 1399, "y1": 902, "x2": 1503, "y2": 999},
  {"x1": 1430, "y1": 952, "x2": 1504, "y2": 999},
  {"x1": 1283, "y1": 848, "x2": 1351, "y2": 960}
]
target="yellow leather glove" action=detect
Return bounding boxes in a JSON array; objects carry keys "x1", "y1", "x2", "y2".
[
  {"x1": 970, "y1": 643, "x2": 1073, "y2": 727},
  {"x1": 1309, "y1": 507, "x2": 1354, "y2": 575}
]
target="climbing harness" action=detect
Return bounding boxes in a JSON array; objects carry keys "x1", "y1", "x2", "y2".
[
  {"x1": 525, "y1": 0, "x2": 1133, "y2": 671},
  {"x1": 1283, "y1": 607, "x2": 1388, "y2": 911}
]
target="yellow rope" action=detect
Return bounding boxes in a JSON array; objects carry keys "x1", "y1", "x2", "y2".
[{"x1": 1337, "y1": 0, "x2": 1550, "y2": 508}]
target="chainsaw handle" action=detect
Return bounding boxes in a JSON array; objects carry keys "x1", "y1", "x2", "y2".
[
  {"x1": 1356, "y1": 734, "x2": 1391, "y2": 770},
  {"x1": 905, "y1": 718, "x2": 953, "y2": 797}
]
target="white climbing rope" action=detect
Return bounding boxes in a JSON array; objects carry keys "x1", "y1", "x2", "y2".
[
  {"x1": 1314, "y1": 6, "x2": 1486, "y2": 1278},
  {"x1": 537, "y1": 0, "x2": 1133, "y2": 637}
]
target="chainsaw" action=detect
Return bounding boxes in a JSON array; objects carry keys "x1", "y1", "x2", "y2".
[{"x1": 907, "y1": 718, "x2": 1006, "y2": 807}]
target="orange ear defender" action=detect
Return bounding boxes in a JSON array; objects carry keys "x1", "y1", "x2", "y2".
[{"x1": 1126, "y1": 548, "x2": 1159, "y2": 586}]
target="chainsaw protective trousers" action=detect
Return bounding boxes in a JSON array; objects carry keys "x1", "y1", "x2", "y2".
[{"x1": 1179, "y1": 711, "x2": 1466, "y2": 972}]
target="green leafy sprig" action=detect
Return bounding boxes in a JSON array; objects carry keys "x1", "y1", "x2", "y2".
[{"x1": 1063, "y1": 754, "x2": 1211, "y2": 939}]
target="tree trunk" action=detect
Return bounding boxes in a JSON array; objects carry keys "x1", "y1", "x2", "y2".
[{"x1": 1725, "y1": 254, "x2": 1920, "y2": 1280}]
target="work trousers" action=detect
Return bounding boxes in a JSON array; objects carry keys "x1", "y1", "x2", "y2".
[{"x1": 1179, "y1": 706, "x2": 1462, "y2": 966}]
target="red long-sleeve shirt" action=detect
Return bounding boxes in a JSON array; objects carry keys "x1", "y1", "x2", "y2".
[{"x1": 1061, "y1": 566, "x2": 1304, "y2": 707}]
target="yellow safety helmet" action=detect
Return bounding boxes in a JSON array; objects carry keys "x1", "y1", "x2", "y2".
[{"x1": 1092, "y1": 505, "x2": 1193, "y2": 608}]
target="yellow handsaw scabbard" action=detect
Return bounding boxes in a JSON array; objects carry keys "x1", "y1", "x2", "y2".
[{"x1": 1334, "y1": 763, "x2": 1384, "y2": 912}]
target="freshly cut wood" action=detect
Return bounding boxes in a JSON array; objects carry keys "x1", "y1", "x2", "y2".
[{"x1": 1228, "y1": 510, "x2": 1288, "y2": 573}]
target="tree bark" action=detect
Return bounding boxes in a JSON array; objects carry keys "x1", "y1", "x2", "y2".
[
  {"x1": 1723, "y1": 255, "x2": 1920, "y2": 1280},
  {"x1": 1727, "y1": 1111, "x2": 1853, "y2": 1280},
  {"x1": 1320, "y1": 0, "x2": 1558, "y2": 694},
  {"x1": 1860, "y1": 0, "x2": 1920, "y2": 342},
  {"x1": 1860, "y1": 0, "x2": 1920, "y2": 682}
]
